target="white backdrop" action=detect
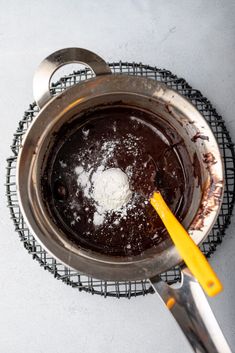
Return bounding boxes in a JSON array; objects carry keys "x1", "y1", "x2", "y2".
[{"x1": 0, "y1": 1, "x2": 234, "y2": 352}]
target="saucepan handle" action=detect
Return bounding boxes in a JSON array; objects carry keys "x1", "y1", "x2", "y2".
[
  {"x1": 150, "y1": 268, "x2": 232, "y2": 353},
  {"x1": 33, "y1": 47, "x2": 112, "y2": 109}
]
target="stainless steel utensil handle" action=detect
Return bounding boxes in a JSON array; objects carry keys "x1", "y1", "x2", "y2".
[
  {"x1": 150, "y1": 268, "x2": 232, "y2": 353},
  {"x1": 33, "y1": 47, "x2": 112, "y2": 109}
]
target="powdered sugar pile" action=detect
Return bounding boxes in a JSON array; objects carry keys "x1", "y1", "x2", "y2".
[
  {"x1": 75, "y1": 164, "x2": 133, "y2": 226},
  {"x1": 93, "y1": 168, "x2": 132, "y2": 211},
  {"x1": 71, "y1": 131, "x2": 146, "y2": 227}
]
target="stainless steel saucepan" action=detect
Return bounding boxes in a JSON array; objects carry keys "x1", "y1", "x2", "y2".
[{"x1": 17, "y1": 48, "x2": 231, "y2": 353}]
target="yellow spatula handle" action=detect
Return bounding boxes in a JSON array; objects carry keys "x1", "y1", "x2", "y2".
[{"x1": 150, "y1": 192, "x2": 223, "y2": 297}]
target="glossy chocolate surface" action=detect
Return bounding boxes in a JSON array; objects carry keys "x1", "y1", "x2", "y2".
[{"x1": 42, "y1": 107, "x2": 194, "y2": 256}]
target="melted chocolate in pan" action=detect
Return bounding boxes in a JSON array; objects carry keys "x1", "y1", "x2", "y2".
[{"x1": 42, "y1": 107, "x2": 194, "y2": 256}]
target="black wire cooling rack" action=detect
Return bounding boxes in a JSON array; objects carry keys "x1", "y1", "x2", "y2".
[{"x1": 6, "y1": 62, "x2": 235, "y2": 298}]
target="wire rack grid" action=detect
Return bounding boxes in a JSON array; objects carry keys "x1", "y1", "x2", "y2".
[{"x1": 5, "y1": 62, "x2": 235, "y2": 298}]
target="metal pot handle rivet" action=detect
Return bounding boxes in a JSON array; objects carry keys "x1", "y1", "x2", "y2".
[{"x1": 33, "y1": 47, "x2": 112, "y2": 109}]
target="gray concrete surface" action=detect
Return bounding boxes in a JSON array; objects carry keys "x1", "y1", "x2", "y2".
[{"x1": 0, "y1": 1, "x2": 234, "y2": 352}]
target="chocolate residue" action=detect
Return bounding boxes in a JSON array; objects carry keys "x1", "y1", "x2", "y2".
[
  {"x1": 191, "y1": 132, "x2": 209, "y2": 142},
  {"x1": 203, "y1": 152, "x2": 217, "y2": 165},
  {"x1": 190, "y1": 151, "x2": 223, "y2": 231},
  {"x1": 165, "y1": 104, "x2": 172, "y2": 115},
  {"x1": 191, "y1": 184, "x2": 223, "y2": 231},
  {"x1": 192, "y1": 152, "x2": 202, "y2": 188}
]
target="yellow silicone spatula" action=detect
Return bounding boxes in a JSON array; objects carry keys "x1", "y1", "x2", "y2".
[{"x1": 150, "y1": 191, "x2": 223, "y2": 297}]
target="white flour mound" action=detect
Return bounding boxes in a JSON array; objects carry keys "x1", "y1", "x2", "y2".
[{"x1": 92, "y1": 168, "x2": 132, "y2": 212}]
